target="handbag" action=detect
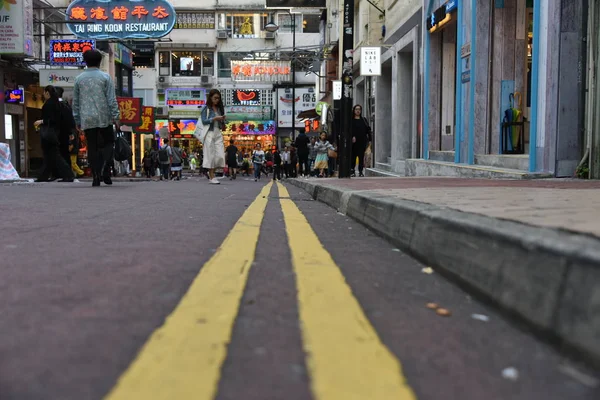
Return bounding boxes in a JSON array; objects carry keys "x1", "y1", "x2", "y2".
[
  {"x1": 194, "y1": 108, "x2": 211, "y2": 143},
  {"x1": 328, "y1": 149, "x2": 337, "y2": 159},
  {"x1": 40, "y1": 125, "x2": 59, "y2": 145},
  {"x1": 114, "y1": 131, "x2": 132, "y2": 162}
]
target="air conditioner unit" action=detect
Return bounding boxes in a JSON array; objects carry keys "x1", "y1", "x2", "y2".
[
  {"x1": 155, "y1": 106, "x2": 168, "y2": 116},
  {"x1": 265, "y1": 31, "x2": 276, "y2": 40},
  {"x1": 217, "y1": 30, "x2": 228, "y2": 39},
  {"x1": 158, "y1": 76, "x2": 166, "y2": 83},
  {"x1": 200, "y1": 75, "x2": 213, "y2": 85}
]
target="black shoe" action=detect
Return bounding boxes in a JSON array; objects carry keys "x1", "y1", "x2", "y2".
[
  {"x1": 49, "y1": 177, "x2": 59, "y2": 182},
  {"x1": 103, "y1": 176, "x2": 113, "y2": 185},
  {"x1": 359, "y1": 172, "x2": 364, "y2": 177},
  {"x1": 92, "y1": 177, "x2": 100, "y2": 187}
]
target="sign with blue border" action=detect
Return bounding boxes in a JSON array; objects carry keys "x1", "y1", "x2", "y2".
[
  {"x1": 65, "y1": 0, "x2": 177, "y2": 40},
  {"x1": 50, "y1": 39, "x2": 95, "y2": 66}
]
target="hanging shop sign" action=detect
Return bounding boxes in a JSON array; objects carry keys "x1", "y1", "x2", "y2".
[
  {"x1": 50, "y1": 39, "x2": 95, "y2": 66},
  {"x1": 231, "y1": 61, "x2": 292, "y2": 82},
  {"x1": 231, "y1": 89, "x2": 261, "y2": 106},
  {"x1": 135, "y1": 106, "x2": 155, "y2": 134},
  {"x1": 332, "y1": 80, "x2": 342, "y2": 100},
  {"x1": 0, "y1": 0, "x2": 34, "y2": 56},
  {"x1": 39, "y1": 69, "x2": 83, "y2": 87},
  {"x1": 65, "y1": 0, "x2": 177, "y2": 40},
  {"x1": 155, "y1": 119, "x2": 168, "y2": 135},
  {"x1": 169, "y1": 119, "x2": 197, "y2": 138},
  {"x1": 224, "y1": 105, "x2": 272, "y2": 121},
  {"x1": 277, "y1": 87, "x2": 317, "y2": 128},
  {"x1": 175, "y1": 12, "x2": 215, "y2": 29},
  {"x1": 117, "y1": 97, "x2": 143, "y2": 125},
  {"x1": 165, "y1": 88, "x2": 207, "y2": 106},
  {"x1": 224, "y1": 121, "x2": 276, "y2": 135},
  {"x1": 4, "y1": 88, "x2": 24, "y2": 104},
  {"x1": 426, "y1": 0, "x2": 458, "y2": 33},
  {"x1": 360, "y1": 47, "x2": 381, "y2": 76}
]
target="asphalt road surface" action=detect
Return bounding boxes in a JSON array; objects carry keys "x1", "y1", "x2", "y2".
[{"x1": 1, "y1": 177, "x2": 599, "y2": 400}]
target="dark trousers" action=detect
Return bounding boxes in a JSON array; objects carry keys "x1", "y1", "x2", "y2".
[
  {"x1": 59, "y1": 134, "x2": 71, "y2": 167},
  {"x1": 160, "y1": 164, "x2": 170, "y2": 179},
  {"x1": 298, "y1": 152, "x2": 310, "y2": 176},
  {"x1": 273, "y1": 165, "x2": 281, "y2": 180},
  {"x1": 283, "y1": 163, "x2": 290, "y2": 178},
  {"x1": 351, "y1": 143, "x2": 366, "y2": 174},
  {"x1": 38, "y1": 142, "x2": 74, "y2": 181},
  {"x1": 85, "y1": 126, "x2": 114, "y2": 179}
]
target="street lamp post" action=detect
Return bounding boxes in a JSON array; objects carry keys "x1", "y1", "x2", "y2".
[{"x1": 265, "y1": 11, "x2": 297, "y2": 141}]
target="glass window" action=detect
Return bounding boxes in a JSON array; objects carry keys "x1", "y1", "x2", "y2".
[
  {"x1": 302, "y1": 14, "x2": 320, "y2": 33},
  {"x1": 171, "y1": 51, "x2": 214, "y2": 76},
  {"x1": 277, "y1": 14, "x2": 301, "y2": 34},
  {"x1": 218, "y1": 52, "x2": 233, "y2": 78},
  {"x1": 159, "y1": 51, "x2": 170, "y2": 76},
  {"x1": 218, "y1": 13, "x2": 269, "y2": 38}
]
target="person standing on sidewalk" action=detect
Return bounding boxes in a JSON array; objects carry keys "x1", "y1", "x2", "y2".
[
  {"x1": 295, "y1": 130, "x2": 310, "y2": 177},
  {"x1": 252, "y1": 143, "x2": 265, "y2": 182},
  {"x1": 33, "y1": 86, "x2": 75, "y2": 182},
  {"x1": 308, "y1": 136, "x2": 317, "y2": 176},
  {"x1": 350, "y1": 105, "x2": 372, "y2": 177},
  {"x1": 272, "y1": 146, "x2": 282, "y2": 181},
  {"x1": 170, "y1": 142, "x2": 183, "y2": 180},
  {"x1": 281, "y1": 145, "x2": 291, "y2": 178},
  {"x1": 158, "y1": 140, "x2": 172, "y2": 180},
  {"x1": 200, "y1": 89, "x2": 226, "y2": 185},
  {"x1": 68, "y1": 132, "x2": 84, "y2": 177},
  {"x1": 73, "y1": 49, "x2": 120, "y2": 187},
  {"x1": 55, "y1": 86, "x2": 74, "y2": 168}
]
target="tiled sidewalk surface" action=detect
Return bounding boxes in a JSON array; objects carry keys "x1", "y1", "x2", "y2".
[{"x1": 307, "y1": 177, "x2": 600, "y2": 238}]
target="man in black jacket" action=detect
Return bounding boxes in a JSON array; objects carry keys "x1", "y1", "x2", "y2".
[{"x1": 294, "y1": 130, "x2": 311, "y2": 177}]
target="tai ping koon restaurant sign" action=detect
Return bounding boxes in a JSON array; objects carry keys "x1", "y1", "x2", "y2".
[{"x1": 66, "y1": 0, "x2": 176, "y2": 40}]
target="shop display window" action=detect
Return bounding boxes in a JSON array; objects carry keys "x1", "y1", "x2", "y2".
[
  {"x1": 217, "y1": 13, "x2": 269, "y2": 38},
  {"x1": 171, "y1": 51, "x2": 214, "y2": 76}
]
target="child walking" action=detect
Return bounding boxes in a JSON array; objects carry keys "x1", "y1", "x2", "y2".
[{"x1": 313, "y1": 132, "x2": 336, "y2": 178}]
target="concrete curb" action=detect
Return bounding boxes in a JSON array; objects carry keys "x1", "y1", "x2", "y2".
[{"x1": 288, "y1": 178, "x2": 600, "y2": 365}]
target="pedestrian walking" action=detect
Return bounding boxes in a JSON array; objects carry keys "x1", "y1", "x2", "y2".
[
  {"x1": 252, "y1": 143, "x2": 265, "y2": 182},
  {"x1": 272, "y1": 146, "x2": 282, "y2": 181},
  {"x1": 158, "y1": 140, "x2": 172, "y2": 180},
  {"x1": 225, "y1": 139, "x2": 238, "y2": 180},
  {"x1": 68, "y1": 132, "x2": 84, "y2": 177},
  {"x1": 189, "y1": 153, "x2": 198, "y2": 175},
  {"x1": 314, "y1": 132, "x2": 336, "y2": 178},
  {"x1": 308, "y1": 136, "x2": 317, "y2": 176},
  {"x1": 142, "y1": 150, "x2": 153, "y2": 178},
  {"x1": 150, "y1": 145, "x2": 160, "y2": 177},
  {"x1": 281, "y1": 146, "x2": 291, "y2": 178},
  {"x1": 295, "y1": 130, "x2": 310, "y2": 177},
  {"x1": 350, "y1": 104, "x2": 372, "y2": 177},
  {"x1": 72, "y1": 49, "x2": 120, "y2": 187},
  {"x1": 55, "y1": 87, "x2": 74, "y2": 168},
  {"x1": 290, "y1": 146, "x2": 298, "y2": 178},
  {"x1": 200, "y1": 89, "x2": 226, "y2": 185},
  {"x1": 34, "y1": 86, "x2": 76, "y2": 182},
  {"x1": 170, "y1": 142, "x2": 184, "y2": 180}
]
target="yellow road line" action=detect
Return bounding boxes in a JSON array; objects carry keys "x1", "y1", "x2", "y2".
[
  {"x1": 105, "y1": 182, "x2": 273, "y2": 400},
  {"x1": 277, "y1": 182, "x2": 417, "y2": 400}
]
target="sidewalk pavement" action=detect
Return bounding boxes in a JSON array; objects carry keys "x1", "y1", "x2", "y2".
[{"x1": 287, "y1": 176, "x2": 600, "y2": 366}]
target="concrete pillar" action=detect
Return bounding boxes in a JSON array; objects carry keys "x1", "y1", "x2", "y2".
[
  {"x1": 391, "y1": 50, "x2": 414, "y2": 172},
  {"x1": 375, "y1": 61, "x2": 392, "y2": 166}
]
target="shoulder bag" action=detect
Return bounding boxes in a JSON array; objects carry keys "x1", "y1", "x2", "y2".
[
  {"x1": 194, "y1": 107, "x2": 211, "y2": 143},
  {"x1": 40, "y1": 125, "x2": 59, "y2": 145}
]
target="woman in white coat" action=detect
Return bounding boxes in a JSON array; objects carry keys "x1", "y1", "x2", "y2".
[{"x1": 200, "y1": 89, "x2": 226, "y2": 184}]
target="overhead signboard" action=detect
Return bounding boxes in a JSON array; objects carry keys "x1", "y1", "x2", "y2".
[
  {"x1": 165, "y1": 88, "x2": 207, "y2": 106},
  {"x1": 50, "y1": 39, "x2": 95, "y2": 66},
  {"x1": 360, "y1": 47, "x2": 381, "y2": 76},
  {"x1": 175, "y1": 12, "x2": 215, "y2": 29},
  {"x1": 224, "y1": 121, "x2": 276, "y2": 135},
  {"x1": 231, "y1": 89, "x2": 261, "y2": 106},
  {"x1": 0, "y1": 0, "x2": 34, "y2": 56},
  {"x1": 426, "y1": 0, "x2": 458, "y2": 33},
  {"x1": 231, "y1": 61, "x2": 291, "y2": 82},
  {"x1": 65, "y1": 0, "x2": 177, "y2": 40},
  {"x1": 224, "y1": 106, "x2": 272, "y2": 121},
  {"x1": 265, "y1": 0, "x2": 326, "y2": 8},
  {"x1": 277, "y1": 87, "x2": 317, "y2": 128},
  {"x1": 39, "y1": 69, "x2": 83, "y2": 88}
]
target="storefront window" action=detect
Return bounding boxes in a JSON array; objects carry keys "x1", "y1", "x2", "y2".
[
  {"x1": 218, "y1": 52, "x2": 234, "y2": 78},
  {"x1": 159, "y1": 51, "x2": 170, "y2": 76},
  {"x1": 302, "y1": 14, "x2": 320, "y2": 33},
  {"x1": 277, "y1": 13, "x2": 319, "y2": 33},
  {"x1": 171, "y1": 51, "x2": 214, "y2": 76},
  {"x1": 217, "y1": 13, "x2": 269, "y2": 38}
]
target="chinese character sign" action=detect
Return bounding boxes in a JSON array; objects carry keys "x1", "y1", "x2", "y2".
[
  {"x1": 135, "y1": 106, "x2": 155, "y2": 134},
  {"x1": 231, "y1": 61, "x2": 291, "y2": 82},
  {"x1": 66, "y1": 0, "x2": 177, "y2": 40},
  {"x1": 277, "y1": 88, "x2": 317, "y2": 128},
  {"x1": 175, "y1": 12, "x2": 215, "y2": 29},
  {"x1": 50, "y1": 40, "x2": 95, "y2": 66},
  {"x1": 223, "y1": 121, "x2": 276, "y2": 135},
  {"x1": 117, "y1": 97, "x2": 142, "y2": 125}
]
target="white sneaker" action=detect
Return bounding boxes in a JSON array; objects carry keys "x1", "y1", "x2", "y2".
[{"x1": 209, "y1": 178, "x2": 220, "y2": 184}]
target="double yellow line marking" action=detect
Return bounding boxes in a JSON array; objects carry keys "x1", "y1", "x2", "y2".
[{"x1": 105, "y1": 182, "x2": 416, "y2": 400}]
